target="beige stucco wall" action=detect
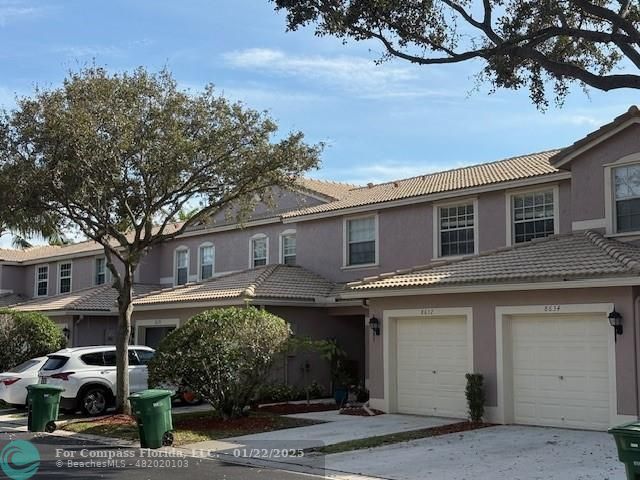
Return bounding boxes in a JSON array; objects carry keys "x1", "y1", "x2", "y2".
[
  {"x1": 569, "y1": 123, "x2": 640, "y2": 223},
  {"x1": 366, "y1": 286, "x2": 638, "y2": 416}
]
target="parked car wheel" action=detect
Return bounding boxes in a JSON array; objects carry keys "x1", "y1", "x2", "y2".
[{"x1": 80, "y1": 387, "x2": 109, "y2": 416}]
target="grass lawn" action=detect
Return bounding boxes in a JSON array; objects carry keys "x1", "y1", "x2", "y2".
[
  {"x1": 307, "y1": 422, "x2": 495, "y2": 455},
  {"x1": 61, "y1": 410, "x2": 321, "y2": 446}
]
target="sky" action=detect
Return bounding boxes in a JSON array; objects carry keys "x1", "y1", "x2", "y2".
[{"x1": 0, "y1": 0, "x2": 638, "y2": 246}]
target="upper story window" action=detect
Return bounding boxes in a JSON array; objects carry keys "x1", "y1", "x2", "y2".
[
  {"x1": 198, "y1": 243, "x2": 215, "y2": 281},
  {"x1": 95, "y1": 257, "x2": 109, "y2": 285},
  {"x1": 35, "y1": 265, "x2": 48, "y2": 297},
  {"x1": 345, "y1": 215, "x2": 377, "y2": 267},
  {"x1": 59, "y1": 262, "x2": 72, "y2": 294},
  {"x1": 174, "y1": 247, "x2": 189, "y2": 286},
  {"x1": 437, "y1": 202, "x2": 476, "y2": 257},
  {"x1": 511, "y1": 189, "x2": 556, "y2": 244},
  {"x1": 251, "y1": 235, "x2": 268, "y2": 268},
  {"x1": 280, "y1": 230, "x2": 296, "y2": 265},
  {"x1": 613, "y1": 164, "x2": 640, "y2": 233}
]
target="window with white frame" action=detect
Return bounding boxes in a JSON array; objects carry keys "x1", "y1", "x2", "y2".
[
  {"x1": 35, "y1": 265, "x2": 48, "y2": 297},
  {"x1": 175, "y1": 248, "x2": 189, "y2": 285},
  {"x1": 251, "y1": 235, "x2": 268, "y2": 267},
  {"x1": 346, "y1": 216, "x2": 377, "y2": 266},
  {"x1": 95, "y1": 257, "x2": 108, "y2": 285},
  {"x1": 59, "y1": 262, "x2": 72, "y2": 294},
  {"x1": 438, "y1": 203, "x2": 475, "y2": 256},
  {"x1": 614, "y1": 164, "x2": 640, "y2": 233},
  {"x1": 199, "y1": 244, "x2": 214, "y2": 280},
  {"x1": 280, "y1": 231, "x2": 296, "y2": 265},
  {"x1": 511, "y1": 190, "x2": 555, "y2": 243}
]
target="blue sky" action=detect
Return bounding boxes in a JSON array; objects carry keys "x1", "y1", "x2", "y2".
[{"x1": 0, "y1": 0, "x2": 638, "y2": 247}]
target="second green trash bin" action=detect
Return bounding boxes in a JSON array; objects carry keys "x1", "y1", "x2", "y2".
[
  {"x1": 128, "y1": 389, "x2": 173, "y2": 448},
  {"x1": 609, "y1": 421, "x2": 640, "y2": 479},
  {"x1": 26, "y1": 384, "x2": 64, "y2": 433}
]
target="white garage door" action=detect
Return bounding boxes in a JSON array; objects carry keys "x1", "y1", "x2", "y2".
[
  {"x1": 396, "y1": 316, "x2": 468, "y2": 418},
  {"x1": 511, "y1": 314, "x2": 610, "y2": 430}
]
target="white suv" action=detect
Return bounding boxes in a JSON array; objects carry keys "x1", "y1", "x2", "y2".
[{"x1": 39, "y1": 345, "x2": 155, "y2": 416}]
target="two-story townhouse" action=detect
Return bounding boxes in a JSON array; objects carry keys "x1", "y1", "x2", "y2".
[
  {"x1": 5, "y1": 106, "x2": 640, "y2": 431},
  {"x1": 0, "y1": 179, "x2": 367, "y2": 392},
  {"x1": 295, "y1": 106, "x2": 640, "y2": 432}
]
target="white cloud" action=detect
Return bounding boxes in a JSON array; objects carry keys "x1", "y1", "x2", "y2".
[
  {"x1": 320, "y1": 160, "x2": 473, "y2": 185},
  {"x1": 223, "y1": 48, "x2": 459, "y2": 99},
  {"x1": 0, "y1": 1, "x2": 40, "y2": 26},
  {"x1": 53, "y1": 45, "x2": 123, "y2": 58}
]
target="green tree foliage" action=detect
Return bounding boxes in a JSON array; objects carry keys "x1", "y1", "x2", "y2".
[
  {"x1": 272, "y1": 0, "x2": 640, "y2": 107},
  {"x1": 0, "y1": 67, "x2": 320, "y2": 413},
  {"x1": 148, "y1": 307, "x2": 291, "y2": 419},
  {"x1": 0, "y1": 310, "x2": 66, "y2": 372}
]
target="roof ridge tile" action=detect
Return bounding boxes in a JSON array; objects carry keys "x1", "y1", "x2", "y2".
[{"x1": 584, "y1": 230, "x2": 640, "y2": 273}]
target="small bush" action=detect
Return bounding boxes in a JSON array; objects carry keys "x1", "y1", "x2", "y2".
[
  {"x1": 0, "y1": 309, "x2": 66, "y2": 372},
  {"x1": 256, "y1": 381, "x2": 325, "y2": 404},
  {"x1": 465, "y1": 373, "x2": 485, "y2": 423},
  {"x1": 148, "y1": 306, "x2": 291, "y2": 419}
]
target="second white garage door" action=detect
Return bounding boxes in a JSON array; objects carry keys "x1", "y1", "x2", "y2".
[
  {"x1": 511, "y1": 314, "x2": 611, "y2": 430},
  {"x1": 396, "y1": 316, "x2": 469, "y2": 418}
]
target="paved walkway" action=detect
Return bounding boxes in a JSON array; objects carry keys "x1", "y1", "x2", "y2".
[{"x1": 183, "y1": 412, "x2": 455, "y2": 451}]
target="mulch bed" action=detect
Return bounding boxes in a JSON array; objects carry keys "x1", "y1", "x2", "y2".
[
  {"x1": 339, "y1": 406, "x2": 385, "y2": 416},
  {"x1": 427, "y1": 421, "x2": 494, "y2": 436},
  {"x1": 68, "y1": 414, "x2": 136, "y2": 426},
  {"x1": 257, "y1": 403, "x2": 338, "y2": 415},
  {"x1": 175, "y1": 414, "x2": 277, "y2": 432}
]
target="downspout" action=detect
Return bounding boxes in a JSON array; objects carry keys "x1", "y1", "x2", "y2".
[
  {"x1": 634, "y1": 295, "x2": 640, "y2": 420},
  {"x1": 74, "y1": 315, "x2": 84, "y2": 347}
]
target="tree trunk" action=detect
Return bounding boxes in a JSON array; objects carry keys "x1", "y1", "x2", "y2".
[{"x1": 115, "y1": 263, "x2": 134, "y2": 414}]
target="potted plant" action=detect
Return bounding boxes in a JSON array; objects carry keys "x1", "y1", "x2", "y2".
[{"x1": 332, "y1": 363, "x2": 354, "y2": 406}]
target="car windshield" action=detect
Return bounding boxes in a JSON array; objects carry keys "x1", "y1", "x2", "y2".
[
  {"x1": 42, "y1": 355, "x2": 69, "y2": 371},
  {"x1": 9, "y1": 359, "x2": 41, "y2": 373}
]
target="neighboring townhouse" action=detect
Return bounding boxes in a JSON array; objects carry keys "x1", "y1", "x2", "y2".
[{"x1": 3, "y1": 106, "x2": 640, "y2": 431}]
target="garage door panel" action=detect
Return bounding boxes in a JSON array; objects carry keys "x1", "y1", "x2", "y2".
[
  {"x1": 396, "y1": 316, "x2": 468, "y2": 418},
  {"x1": 511, "y1": 314, "x2": 610, "y2": 430}
]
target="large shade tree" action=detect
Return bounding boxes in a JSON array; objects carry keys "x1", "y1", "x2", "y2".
[
  {"x1": 272, "y1": 0, "x2": 640, "y2": 107},
  {"x1": 0, "y1": 67, "x2": 321, "y2": 413}
]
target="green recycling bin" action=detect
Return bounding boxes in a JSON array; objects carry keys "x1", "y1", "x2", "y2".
[
  {"x1": 26, "y1": 384, "x2": 64, "y2": 433},
  {"x1": 128, "y1": 389, "x2": 174, "y2": 449},
  {"x1": 609, "y1": 421, "x2": 640, "y2": 479}
]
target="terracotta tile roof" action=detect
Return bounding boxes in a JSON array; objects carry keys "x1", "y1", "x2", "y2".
[
  {"x1": 284, "y1": 150, "x2": 562, "y2": 218},
  {"x1": 0, "y1": 241, "x2": 102, "y2": 262},
  {"x1": 133, "y1": 264, "x2": 337, "y2": 306},
  {"x1": 551, "y1": 106, "x2": 640, "y2": 165},
  {"x1": 296, "y1": 178, "x2": 359, "y2": 201},
  {"x1": 12, "y1": 284, "x2": 162, "y2": 313},
  {"x1": 347, "y1": 231, "x2": 640, "y2": 291},
  {"x1": 0, "y1": 293, "x2": 26, "y2": 307}
]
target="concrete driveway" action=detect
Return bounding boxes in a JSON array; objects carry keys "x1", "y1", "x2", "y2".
[{"x1": 322, "y1": 425, "x2": 623, "y2": 480}]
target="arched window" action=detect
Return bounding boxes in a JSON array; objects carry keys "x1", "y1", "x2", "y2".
[
  {"x1": 174, "y1": 246, "x2": 189, "y2": 286},
  {"x1": 250, "y1": 234, "x2": 268, "y2": 268},
  {"x1": 279, "y1": 229, "x2": 296, "y2": 265},
  {"x1": 198, "y1": 242, "x2": 215, "y2": 281}
]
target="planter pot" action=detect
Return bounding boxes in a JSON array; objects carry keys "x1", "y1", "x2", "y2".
[{"x1": 334, "y1": 387, "x2": 348, "y2": 405}]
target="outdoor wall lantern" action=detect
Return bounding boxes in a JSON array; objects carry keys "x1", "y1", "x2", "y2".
[
  {"x1": 369, "y1": 316, "x2": 380, "y2": 336},
  {"x1": 62, "y1": 327, "x2": 70, "y2": 341},
  {"x1": 608, "y1": 309, "x2": 623, "y2": 342}
]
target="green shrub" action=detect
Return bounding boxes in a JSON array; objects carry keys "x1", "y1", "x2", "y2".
[
  {"x1": 256, "y1": 381, "x2": 325, "y2": 404},
  {"x1": 148, "y1": 306, "x2": 290, "y2": 419},
  {"x1": 465, "y1": 373, "x2": 486, "y2": 423},
  {"x1": 0, "y1": 309, "x2": 66, "y2": 372}
]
